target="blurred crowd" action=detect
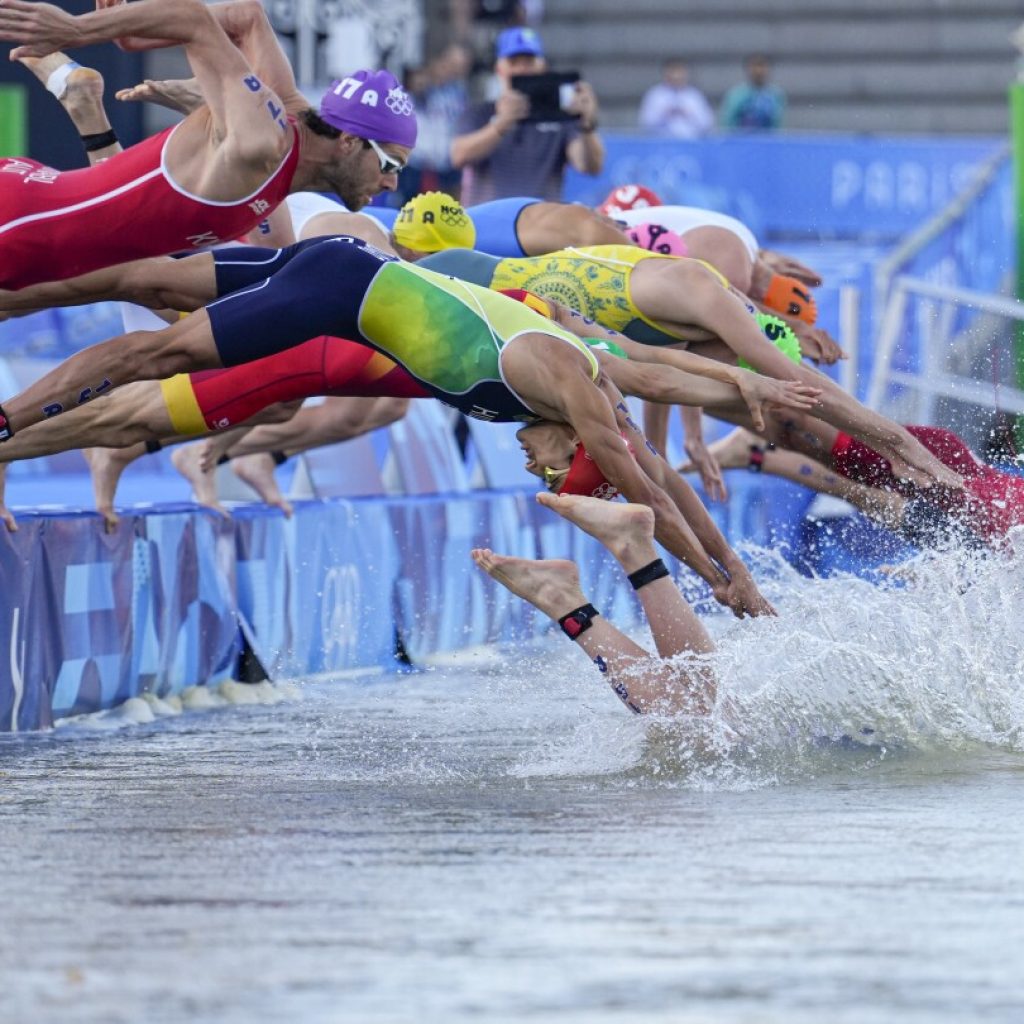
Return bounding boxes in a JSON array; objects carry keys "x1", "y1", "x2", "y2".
[{"x1": 267, "y1": 0, "x2": 788, "y2": 206}]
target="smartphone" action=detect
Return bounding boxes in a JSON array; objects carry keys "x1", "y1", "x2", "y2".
[{"x1": 509, "y1": 71, "x2": 581, "y2": 122}]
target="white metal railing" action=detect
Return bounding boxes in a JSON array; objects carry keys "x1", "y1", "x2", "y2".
[
  {"x1": 862, "y1": 142, "x2": 1010, "y2": 421},
  {"x1": 871, "y1": 142, "x2": 1010, "y2": 342},
  {"x1": 867, "y1": 275, "x2": 1024, "y2": 420},
  {"x1": 837, "y1": 283, "x2": 860, "y2": 397}
]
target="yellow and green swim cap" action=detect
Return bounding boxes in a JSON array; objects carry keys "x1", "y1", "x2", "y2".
[
  {"x1": 738, "y1": 312, "x2": 802, "y2": 371},
  {"x1": 393, "y1": 191, "x2": 476, "y2": 253}
]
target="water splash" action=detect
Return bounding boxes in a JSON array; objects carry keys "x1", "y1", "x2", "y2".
[{"x1": 513, "y1": 535, "x2": 1024, "y2": 790}]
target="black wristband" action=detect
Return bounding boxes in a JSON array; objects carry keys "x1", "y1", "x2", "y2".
[
  {"x1": 580, "y1": 120, "x2": 598, "y2": 133},
  {"x1": 216, "y1": 454, "x2": 231, "y2": 466},
  {"x1": 0, "y1": 403, "x2": 12, "y2": 442},
  {"x1": 81, "y1": 129, "x2": 119, "y2": 153},
  {"x1": 557, "y1": 603, "x2": 599, "y2": 640},
  {"x1": 144, "y1": 439, "x2": 163, "y2": 455},
  {"x1": 271, "y1": 450, "x2": 288, "y2": 466},
  {"x1": 627, "y1": 558, "x2": 670, "y2": 591},
  {"x1": 748, "y1": 446, "x2": 765, "y2": 472}
]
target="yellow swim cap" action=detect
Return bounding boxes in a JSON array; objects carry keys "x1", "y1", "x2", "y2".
[{"x1": 393, "y1": 191, "x2": 476, "y2": 253}]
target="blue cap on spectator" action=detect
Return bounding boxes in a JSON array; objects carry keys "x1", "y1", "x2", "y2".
[{"x1": 495, "y1": 27, "x2": 544, "y2": 60}]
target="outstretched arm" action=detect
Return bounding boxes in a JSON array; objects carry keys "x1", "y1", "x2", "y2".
[
  {"x1": 549, "y1": 301, "x2": 821, "y2": 431},
  {"x1": 640, "y1": 264, "x2": 963, "y2": 488},
  {"x1": 544, "y1": 365, "x2": 757, "y2": 610},
  {"x1": 537, "y1": 364, "x2": 722, "y2": 590},
  {"x1": 0, "y1": 0, "x2": 291, "y2": 157},
  {"x1": 0, "y1": 253, "x2": 218, "y2": 318},
  {"x1": 84, "y1": 0, "x2": 304, "y2": 112},
  {"x1": 3, "y1": 0, "x2": 218, "y2": 57},
  {"x1": 612, "y1": 395, "x2": 773, "y2": 618}
]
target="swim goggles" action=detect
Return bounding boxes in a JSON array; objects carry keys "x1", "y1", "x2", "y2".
[{"x1": 363, "y1": 138, "x2": 406, "y2": 175}]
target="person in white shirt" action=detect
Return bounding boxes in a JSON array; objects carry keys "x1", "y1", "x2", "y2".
[{"x1": 638, "y1": 59, "x2": 714, "y2": 140}]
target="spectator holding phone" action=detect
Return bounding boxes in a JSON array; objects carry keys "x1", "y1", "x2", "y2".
[{"x1": 450, "y1": 27, "x2": 603, "y2": 205}]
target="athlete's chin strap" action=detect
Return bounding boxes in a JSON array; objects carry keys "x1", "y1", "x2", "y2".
[{"x1": 0, "y1": 405, "x2": 13, "y2": 442}]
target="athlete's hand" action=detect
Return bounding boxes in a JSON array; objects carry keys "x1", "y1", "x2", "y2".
[
  {"x1": 715, "y1": 568, "x2": 775, "y2": 619},
  {"x1": 731, "y1": 368, "x2": 821, "y2": 432},
  {"x1": 758, "y1": 249, "x2": 823, "y2": 288},
  {"x1": 791, "y1": 321, "x2": 847, "y2": 365},
  {"x1": 116, "y1": 76, "x2": 204, "y2": 115},
  {"x1": 0, "y1": 0, "x2": 78, "y2": 59},
  {"x1": 683, "y1": 438, "x2": 727, "y2": 502},
  {"x1": 888, "y1": 449, "x2": 964, "y2": 491}
]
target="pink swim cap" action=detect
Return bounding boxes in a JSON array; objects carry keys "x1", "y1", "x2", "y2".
[
  {"x1": 319, "y1": 69, "x2": 418, "y2": 147},
  {"x1": 626, "y1": 222, "x2": 688, "y2": 257}
]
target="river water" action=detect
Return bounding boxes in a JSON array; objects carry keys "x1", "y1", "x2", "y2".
[{"x1": 2, "y1": 542, "x2": 1024, "y2": 1023}]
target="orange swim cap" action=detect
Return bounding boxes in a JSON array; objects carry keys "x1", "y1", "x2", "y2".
[{"x1": 763, "y1": 274, "x2": 818, "y2": 325}]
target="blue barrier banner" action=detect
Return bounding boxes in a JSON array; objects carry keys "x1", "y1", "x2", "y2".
[
  {"x1": 233, "y1": 500, "x2": 399, "y2": 679},
  {"x1": 0, "y1": 302, "x2": 124, "y2": 359},
  {"x1": 0, "y1": 473, "x2": 832, "y2": 732},
  {"x1": 0, "y1": 508, "x2": 239, "y2": 731},
  {"x1": 390, "y1": 492, "x2": 530, "y2": 658},
  {"x1": 564, "y1": 133, "x2": 1005, "y2": 242}
]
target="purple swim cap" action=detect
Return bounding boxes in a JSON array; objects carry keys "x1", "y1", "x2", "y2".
[{"x1": 319, "y1": 69, "x2": 418, "y2": 147}]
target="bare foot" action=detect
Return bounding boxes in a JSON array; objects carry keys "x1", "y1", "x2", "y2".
[
  {"x1": 83, "y1": 445, "x2": 145, "y2": 533},
  {"x1": 679, "y1": 427, "x2": 760, "y2": 474},
  {"x1": 197, "y1": 435, "x2": 236, "y2": 474},
  {"x1": 115, "y1": 77, "x2": 203, "y2": 115},
  {"x1": 232, "y1": 453, "x2": 293, "y2": 518},
  {"x1": 171, "y1": 444, "x2": 228, "y2": 517},
  {"x1": 536, "y1": 492, "x2": 656, "y2": 567},
  {"x1": 471, "y1": 549, "x2": 585, "y2": 619},
  {"x1": 20, "y1": 54, "x2": 108, "y2": 135}
]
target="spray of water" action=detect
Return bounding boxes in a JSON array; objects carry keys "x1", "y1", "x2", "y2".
[{"x1": 512, "y1": 532, "x2": 1024, "y2": 789}]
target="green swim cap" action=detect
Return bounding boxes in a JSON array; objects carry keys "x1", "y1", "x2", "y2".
[{"x1": 737, "y1": 312, "x2": 802, "y2": 371}]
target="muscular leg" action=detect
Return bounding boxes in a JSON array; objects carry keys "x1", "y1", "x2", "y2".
[
  {"x1": 189, "y1": 396, "x2": 410, "y2": 514},
  {"x1": 538, "y1": 492, "x2": 714, "y2": 659},
  {"x1": 171, "y1": 413, "x2": 298, "y2": 516},
  {"x1": 206, "y1": 396, "x2": 411, "y2": 465},
  {"x1": 19, "y1": 52, "x2": 119, "y2": 162},
  {"x1": 473, "y1": 494, "x2": 715, "y2": 715},
  {"x1": 83, "y1": 443, "x2": 149, "y2": 532},
  {"x1": 1, "y1": 309, "x2": 220, "y2": 435},
  {"x1": 171, "y1": 442, "x2": 231, "y2": 517},
  {"x1": 0, "y1": 382, "x2": 173, "y2": 532},
  {"x1": 0, "y1": 381, "x2": 174, "y2": 462}
]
